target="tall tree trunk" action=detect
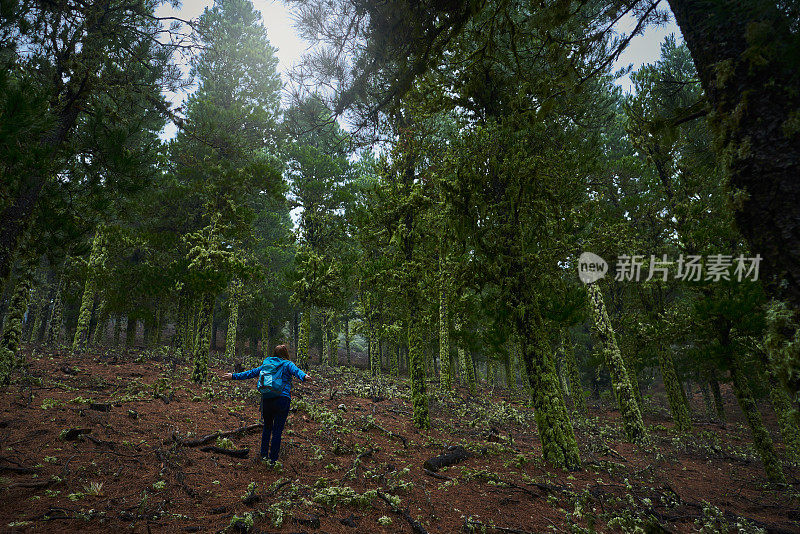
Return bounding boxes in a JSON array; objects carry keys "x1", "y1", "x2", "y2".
[
  {"x1": 298, "y1": 308, "x2": 310, "y2": 370},
  {"x1": 587, "y1": 283, "x2": 647, "y2": 444},
  {"x1": 668, "y1": 0, "x2": 800, "y2": 319},
  {"x1": 125, "y1": 316, "x2": 136, "y2": 348},
  {"x1": 344, "y1": 315, "x2": 351, "y2": 365},
  {"x1": 73, "y1": 228, "x2": 106, "y2": 352},
  {"x1": 439, "y1": 271, "x2": 452, "y2": 391},
  {"x1": 562, "y1": 331, "x2": 587, "y2": 416},
  {"x1": 113, "y1": 315, "x2": 123, "y2": 347},
  {"x1": 520, "y1": 325, "x2": 581, "y2": 470},
  {"x1": 390, "y1": 338, "x2": 399, "y2": 377},
  {"x1": 699, "y1": 380, "x2": 715, "y2": 422},
  {"x1": 328, "y1": 312, "x2": 337, "y2": 366},
  {"x1": 225, "y1": 278, "x2": 241, "y2": 362},
  {"x1": 408, "y1": 314, "x2": 430, "y2": 429},
  {"x1": 710, "y1": 373, "x2": 726, "y2": 424},
  {"x1": 321, "y1": 311, "x2": 329, "y2": 366},
  {"x1": 763, "y1": 369, "x2": 800, "y2": 463},
  {"x1": 456, "y1": 315, "x2": 476, "y2": 395},
  {"x1": 91, "y1": 298, "x2": 108, "y2": 346},
  {"x1": 503, "y1": 339, "x2": 515, "y2": 391},
  {"x1": 0, "y1": 253, "x2": 37, "y2": 383},
  {"x1": 729, "y1": 353, "x2": 785, "y2": 482},
  {"x1": 191, "y1": 293, "x2": 214, "y2": 383},
  {"x1": 46, "y1": 258, "x2": 68, "y2": 345},
  {"x1": 369, "y1": 331, "x2": 380, "y2": 376},
  {"x1": 658, "y1": 345, "x2": 692, "y2": 431},
  {"x1": 261, "y1": 313, "x2": 270, "y2": 358},
  {"x1": 25, "y1": 261, "x2": 47, "y2": 343}
]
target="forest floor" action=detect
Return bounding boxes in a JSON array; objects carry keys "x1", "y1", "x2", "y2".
[{"x1": 1, "y1": 346, "x2": 799, "y2": 534}]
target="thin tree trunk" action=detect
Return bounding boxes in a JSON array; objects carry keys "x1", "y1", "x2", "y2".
[
  {"x1": 408, "y1": 314, "x2": 430, "y2": 429},
  {"x1": 298, "y1": 308, "x2": 310, "y2": 370},
  {"x1": 225, "y1": 279, "x2": 241, "y2": 362},
  {"x1": 658, "y1": 346, "x2": 692, "y2": 431},
  {"x1": 0, "y1": 253, "x2": 38, "y2": 383},
  {"x1": 73, "y1": 228, "x2": 106, "y2": 352},
  {"x1": 344, "y1": 315, "x2": 351, "y2": 365},
  {"x1": 710, "y1": 374, "x2": 726, "y2": 424},
  {"x1": 562, "y1": 331, "x2": 587, "y2": 416},
  {"x1": 191, "y1": 293, "x2": 214, "y2": 383},
  {"x1": 587, "y1": 283, "x2": 647, "y2": 444},
  {"x1": 729, "y1": 353, "x2": 785, "y2": 482},
  {"x1": 125, "y1": 316, "x2": 136, "y2": 348}
]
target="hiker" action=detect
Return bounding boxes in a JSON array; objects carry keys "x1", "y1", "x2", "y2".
[{"x1": 221, "y1": 344, "x2": 311, "y2": 462}]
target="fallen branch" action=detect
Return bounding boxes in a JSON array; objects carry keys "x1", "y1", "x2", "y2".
[
  {"x1": 376, "y1": 490, "x2": 428, "y2": 534},
  {"x1": 199, "y1": 446, "x2": 249, "y2": 458},
  {"x1": 362, "y1": 418, "x2": 408, "y2": 448},
  {"x1": 173, "y1": 423, "x2": 261, "y2": 447},
  {"x1": 423, "y1": 468, "x2": 451, "y2": 481},
  {"x1": 0, "y1": 465, "x2": 38, "y2": 474},
  {"x1": 423, "y1": 445, "x2": 471, "y2": 472}
]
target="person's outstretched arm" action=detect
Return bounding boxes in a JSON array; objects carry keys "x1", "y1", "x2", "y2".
[{"x1": 220, "y1": 366, "x2": 261, "y2": 381}]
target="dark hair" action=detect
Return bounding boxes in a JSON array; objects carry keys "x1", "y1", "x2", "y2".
[{"x1": 273, "y1": 344, "x2": 290, "y2": 360}]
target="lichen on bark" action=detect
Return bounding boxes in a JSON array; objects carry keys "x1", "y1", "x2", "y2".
[
  {"x1": 225, "y1": 278, "x2": 241, "y2": 361},
  {"x1": 298, "y1": 308, "x2": 310, "y2": 370},
  {"x1": 729, "y1": 353, "x2": 785, "y2": 482},
  {"x1": 658, "y1": 345, "x2": 692, "y2": 431},
  {"x1": 521, "y1": 330, "x2": 581, "y2": 470},
  {"x1": 73, "y1": 227, "x2": 107, "y2": 352},
  {"x1": 0, "y1": 253, "x2": 38, "y2": 383},
  {"x1": 407, "y1": 317, "x2": 430, "y2": 429},
  {"x1": 587, "y1": 282, "x2": 647, "y2": 445}
]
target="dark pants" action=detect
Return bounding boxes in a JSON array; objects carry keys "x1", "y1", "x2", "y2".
[{"x1": 260, "y1": 395, "x2": 290, "y2": 461}]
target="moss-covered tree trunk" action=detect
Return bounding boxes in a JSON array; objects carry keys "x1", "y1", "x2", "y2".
[
  {"x1": 520, "y1": 327, "x2": 581, "y2": 470},
  {"x1": 503, "y1": 339, "x2": 515, "y2": 391},
  {"x1": 710, "y1": 374, "x2": 726, "y2": 424},
  {"x1": 46, "y1": 260, "x2": 67, "y2": 345},
  {"x1": 764, "y1": 370, "x2": 800, "y2": 463},
  {"x1": 344, "y1": 316, "x2": 351, "y2": 365},
  {"x1": 699, "y1": 380, "x2": 716, "y2": 421},
  {"x1": 26, "y1": 264, "x2": 48, "y2": 343},
  {"x1": 91, "y1": 298, "x2": 108, "y2": 346},
  {"x1": 390, "y1": 339, "x2": 399, "y2": 377},
  {"x1": 0, "y1": 253, "x2": 37, "y2": 383},
  {"x1": 261, "y1": 313, "x2": 270, "y2": 358},
  {"x1": 729, "y1": 353, "x2": 785, "y2": 482},
  {"x1": 298, "y1": 308, "x2": 310, "y2": 369},
  {"x1": 587, "y1": 283, "x2": 647, "y2": 445},
  {"x1": 225, "y1": 278, "x2": 241, "y2": 362},
  {"x1": 191, "y1": 293, "x2": 214, "y2": 383},
  {"x1": 327, "y1": 313, "x2": 337, "y2": 366},
  {"x1": 73, "y1": 228, "x2": 106, "y2": 352},
  {"x1": 408, "y1": 315, "x2": 430, "y2": 429},
  {"x1": 562, "y1": 330, "x2": 587, "y2": 416},
  {"x1": 658, "y1": 345, "x2": 692, "y2": 431},
  {"x1": 439, "y1": 276, "x2": 452, "y2": 391},
  {"x1": 112, "y1": 316, "x2": 122, "y2": 347},
  {"x1": 456, "y1": 316, "x2": 477, "y2": 395},
  {"x1": 369, "y1": 331, "x2": 380, "y2": 376},
  {"x1": 514, "y1": 341, "x2": 533, "y2": 401},
  {"x1": 125, "y1": 316, "x2": 137, "y2": 347}
]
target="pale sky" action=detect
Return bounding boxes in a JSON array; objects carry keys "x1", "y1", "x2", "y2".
[{"x1": 157, "y1": 0, "x2": 682, "y2": 139}]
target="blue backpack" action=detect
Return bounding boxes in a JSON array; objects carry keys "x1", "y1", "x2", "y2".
[{"x1": 257, "y1": 357, "x2": 288, "y2": 398}]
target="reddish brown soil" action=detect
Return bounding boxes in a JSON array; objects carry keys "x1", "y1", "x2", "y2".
[{"x1": 0, "y1": 346, "x2": 798, "y2": 533}]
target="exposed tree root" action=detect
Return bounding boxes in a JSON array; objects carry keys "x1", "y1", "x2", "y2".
[{"x1": 172, "y1": 423, "x2": 261, "y2": 447}]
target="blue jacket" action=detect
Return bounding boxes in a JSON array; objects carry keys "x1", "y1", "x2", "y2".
[{"x1": 231, "y1": 358, "x2": 306, "y2": 398}]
